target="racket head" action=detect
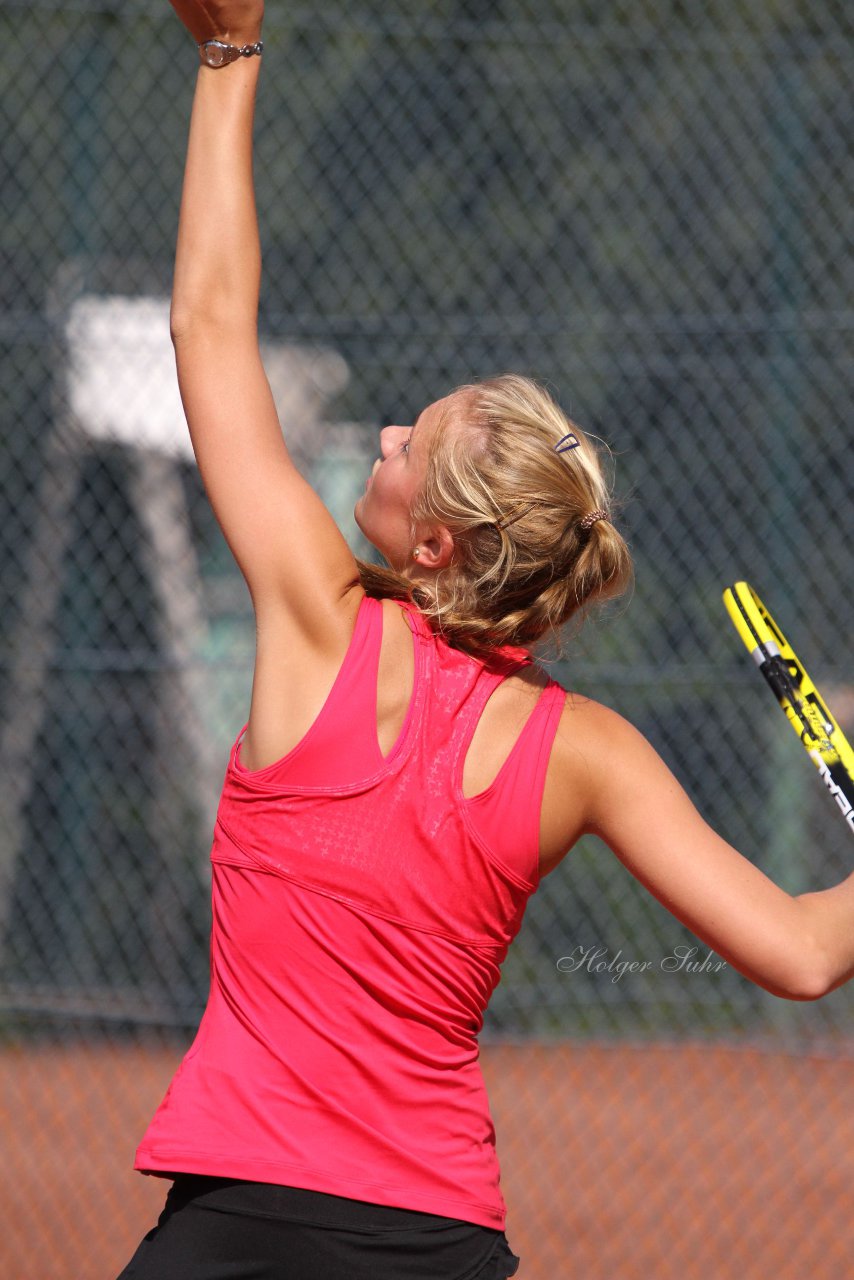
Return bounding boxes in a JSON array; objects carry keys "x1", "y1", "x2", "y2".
[{"x1": 723, "y1": 580, "x2": 854, "y2": 831}]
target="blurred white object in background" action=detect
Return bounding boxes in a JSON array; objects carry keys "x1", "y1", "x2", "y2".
[{"x1": 66, "y1": 294, "x2": 350, "y2": 464}]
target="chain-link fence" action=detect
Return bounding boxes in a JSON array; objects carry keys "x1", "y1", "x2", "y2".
[{"x1": 2, "y1": 2, "x2": 853, "y2": 1277}]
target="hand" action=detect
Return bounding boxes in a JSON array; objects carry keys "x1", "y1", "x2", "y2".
[{"x1": 169, "y1": 0, "x2": 264, "y2": 46}]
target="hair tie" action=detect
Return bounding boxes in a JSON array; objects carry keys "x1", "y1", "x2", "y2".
[
  {"x1": 579, "y1": 508, "x2": 609, "y2": 531},
  {"x1": 554, "y1": 432, "x2": 580, "y2": 454}
]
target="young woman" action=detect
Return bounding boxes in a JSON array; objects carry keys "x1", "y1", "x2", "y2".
[{"x1": 118, "y1": 3, "x2": 854, "y2": 1277}]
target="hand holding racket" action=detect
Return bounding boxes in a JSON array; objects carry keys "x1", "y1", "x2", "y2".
[{"x1": 723, "y1": 581, "x2": 854, "y2": 836}]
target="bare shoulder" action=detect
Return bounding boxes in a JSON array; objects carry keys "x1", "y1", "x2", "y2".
[
  {"x1": 539, "y1": 687, "x2": 651, "y2": 876},
  {"x1": 556, "y1": 687, "x2": 641, "y2": 738},
  {"x1": 559, "y1": 688, "x2": 671, "y2": 784},
  {"x1": 545, "y1": 684, "x2": 718, "y2": 877},
  {"x1": 549, "y1": 686, "x2": 639, "y2": 776}
]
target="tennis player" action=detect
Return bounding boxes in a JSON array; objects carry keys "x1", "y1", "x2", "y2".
[{"x1": 118, "y1": 3, "x2": 854, "y2": 1276}]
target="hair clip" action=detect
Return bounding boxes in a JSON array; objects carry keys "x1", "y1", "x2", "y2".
[
  {"x1": 554, "y1": 432, "x2": 580, "y2": 454},
  {"x1": 495, "y1": 500, "x2": 539, "y2": 531}
]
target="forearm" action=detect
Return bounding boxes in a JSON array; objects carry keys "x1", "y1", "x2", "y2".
[
  {"x1": 794, "y1": 870, "x2": 854, "y2": 995},
  {"x1": 171, "y1": 54, "x2": 262, "y2": 337}
]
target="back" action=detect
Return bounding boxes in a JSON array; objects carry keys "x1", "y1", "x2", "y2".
[{"x1": 135, "y1": 594, "x2": 566, "y2": 1229}]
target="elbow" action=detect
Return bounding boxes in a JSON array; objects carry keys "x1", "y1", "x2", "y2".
[
  {"x1": 754, "y1": 894, "x2": 846, "y2": 1002},
  {"x1": 169, "y1": 306, "x2": 193, "y2": 346},
  {"x1": 169, "y1": 303, "x2": 211, "y2": 346},
  {"x1": 169, "y1": 302, "x2": 255, "y2": 348},
  {"x1": 797, "y1": 958, "x2": 839, "y2": 1002},
  {"x1": 773, "y1": 945, "x2": 837, "y2": 1003},
  {"x1": 776, "y1": 975, "x2": 830, "y2": 1003}
]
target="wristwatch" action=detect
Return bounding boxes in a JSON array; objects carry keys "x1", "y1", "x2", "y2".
[{"x1": 198, "y1": 39, "x2": 264, "y2": 69}]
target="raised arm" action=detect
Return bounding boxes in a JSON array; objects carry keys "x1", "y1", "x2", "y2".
[
  {"x1": 554, "y1": 697, "x2": 854, "y2": 1001},
  {"x1": 167, "y1": 1, "x2": 361, "y2": 643}
]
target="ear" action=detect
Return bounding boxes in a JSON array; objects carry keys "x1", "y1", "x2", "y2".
[{"x1": 413, "y1": 524, "x2": 455, "y2": 572}]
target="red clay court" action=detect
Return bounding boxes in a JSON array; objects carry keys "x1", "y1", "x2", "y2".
[{"x1": 4, "y1": 1038, "x2": 852, "y2": 1279}]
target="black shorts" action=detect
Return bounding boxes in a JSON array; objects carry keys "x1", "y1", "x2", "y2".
[{"x1": 116, "y1": 1176, "x2": 521, "y2": 1280}]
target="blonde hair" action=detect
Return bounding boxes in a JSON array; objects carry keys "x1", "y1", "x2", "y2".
[{"x1": 357, "y1": 374, "x2": 633, "y2": 659}]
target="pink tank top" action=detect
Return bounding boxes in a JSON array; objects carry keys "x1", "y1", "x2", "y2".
[{"x1": 135, "y1": 595, "x2": 566, "y2": 1229}]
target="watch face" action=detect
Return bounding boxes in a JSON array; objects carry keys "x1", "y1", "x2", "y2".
[{"x1": 202, "y1": 42, "x2": 232, "y2": 68}]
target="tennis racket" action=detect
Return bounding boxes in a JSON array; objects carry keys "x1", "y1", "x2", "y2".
[{"x1": 723, "y1": 581, "x2": 854, "y2": 836}]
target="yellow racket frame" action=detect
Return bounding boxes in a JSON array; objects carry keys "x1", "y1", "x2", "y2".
[{"x1": 723, "y1": 581, "x2": 854, "y2": 834}]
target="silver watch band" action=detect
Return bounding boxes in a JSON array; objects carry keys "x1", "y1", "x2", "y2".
[{"x1": 198, "y1": 40, "x2": 264, "y2": 69}]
